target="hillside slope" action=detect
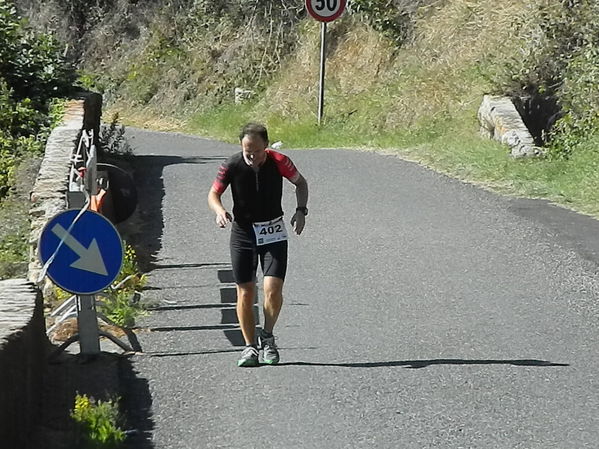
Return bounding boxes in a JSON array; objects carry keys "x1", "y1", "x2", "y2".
[
  {"x1": 16, "y1": 0, "x2": 599, "y2": 217},
  {"x1": 17, "y1": 0, "x2": 524, "y2": 128}
]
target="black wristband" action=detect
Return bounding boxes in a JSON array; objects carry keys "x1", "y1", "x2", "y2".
[{"x1": 296, "y1": 207, "x2": 308, "y2": 216}]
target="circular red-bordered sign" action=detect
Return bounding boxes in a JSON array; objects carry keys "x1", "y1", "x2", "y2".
[{"x1": 306, "y1": 0, "x2": 347, "y2": 22}]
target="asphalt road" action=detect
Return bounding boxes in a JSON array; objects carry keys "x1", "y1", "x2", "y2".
[{"x1": 122, "y1": 128, "x2": 599, "y2": 449}]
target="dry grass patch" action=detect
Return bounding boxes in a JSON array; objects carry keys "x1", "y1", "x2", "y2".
[
  {"x1": 327, "y1": 22, "x2": 395, "y2": 95},
  {"x1": 106, "y1": 104, "x2": 185, "y2": 132}
]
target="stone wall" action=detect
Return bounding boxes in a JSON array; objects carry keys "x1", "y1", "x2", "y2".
[
  {"x1": 28, "y1": 92, "x2": 103, "y2": 292},
  {"x1": 0, "y1": 91, "x2": 102, "y2": 449},
  {"x1": 0, "y1": 280, "x2": 48, "y2": 449}
]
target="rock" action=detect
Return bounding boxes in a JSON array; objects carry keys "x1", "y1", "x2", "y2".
[
  {"x1": 478, "y1": 95, "x2": 544, "y2": 158},
  {"x1": 234, "y1": 87, "x2": 254, "y2": 104}
]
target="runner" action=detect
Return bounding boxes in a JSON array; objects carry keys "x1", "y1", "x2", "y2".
[{"x1": 208, "y1": 123, "x2": 309, "y2": 367}]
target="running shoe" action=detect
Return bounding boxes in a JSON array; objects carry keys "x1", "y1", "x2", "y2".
[
  {"x1": 258, "y1": 330, "x2": 280, "y2": 365},
  {"x1": 237, "y1": 346, "x2": 259, "y2": 367}
]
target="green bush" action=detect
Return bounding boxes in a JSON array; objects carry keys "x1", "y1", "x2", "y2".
[
  {"x1": 0, "y1": 130, "x2": 40, "y2": 197},
  {"x1": 99, "y1": 113, "x2": 132, "y2": 158},
  {"x1": 0, "y1": 227, "x2": 28, "y2": 277},
  {"x1": 71, "y1": 394, "x2": 126, "y2": 449},
  {"x1": 0, "y1": 1, "x2": 74, "y2": 105},
  {"x1": 100, "y1": 288, "x2": 144, "y2": 328},
  {"x1": 99, "y1": 243, "x2": 147, "y2": 328},
  {"x1": 0, "y1": 79, "x2": 56, "y2": 197},
  {"x1": 498, "y1": 0, "x2": 599, "y2": 157},
  {"x1": 0, "y1": 0, "x2": 74, "y2": 198},
  {"x1": 548, "y1": 43, "x2": 599, "y2": 157}
]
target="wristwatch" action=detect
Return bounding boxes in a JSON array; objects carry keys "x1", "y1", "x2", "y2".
[{"x1": 296, "y1": 206, "x2": 308, "y2": 216}]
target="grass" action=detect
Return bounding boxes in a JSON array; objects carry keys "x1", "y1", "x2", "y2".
[
  {"x1": 121, "y1": 111, "x2": 599, "y2": 226},
  {"x1": 0, "y1": 202, "x2": 30, "y2": 279},
  {"x1": 183, "y1": 100, "x2": 599, "y2": 220}
]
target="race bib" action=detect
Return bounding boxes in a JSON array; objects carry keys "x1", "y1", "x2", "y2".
[{"x1": 253, "y1": 216, "x2": 288, "y2": 246}]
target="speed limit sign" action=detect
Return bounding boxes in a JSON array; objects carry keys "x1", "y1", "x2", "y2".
[{"x1": 306, "y1": 0, "x2": 347, "y2": 22}]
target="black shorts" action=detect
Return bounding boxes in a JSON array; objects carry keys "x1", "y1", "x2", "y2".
[{"x1": 230, "y1": 222, "x2": 288, "y2": 284}]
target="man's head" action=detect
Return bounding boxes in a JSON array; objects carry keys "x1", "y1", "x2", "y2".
[{"x1": 239, "y1": 123, "x2": 269, "y2": 167}]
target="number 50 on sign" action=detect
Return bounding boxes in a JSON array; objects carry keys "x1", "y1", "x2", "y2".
[{"x1": 306, "y1": 0, "x2": 347, "y2": 22}]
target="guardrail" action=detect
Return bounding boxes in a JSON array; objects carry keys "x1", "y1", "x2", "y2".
[{"x1": 38, "y1": 114, "x2": 134, "y2": 359}]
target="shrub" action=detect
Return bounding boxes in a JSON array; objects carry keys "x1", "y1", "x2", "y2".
[
  {"x1": 498, "y1": 0, "x2": 599, "y2": 157},
  {"x1": 0, "y1": 0, "x2": 74, "y2": 197},
  {"x1": 99, "y1": 288, "x2": 144, "y2": 328},
  {"x1": 99, "y1": 243, "x2": 147, "y2": 328},
  {"x1": 0, "y1": 0, "x2": 74, "y2": 105},
  {"x1": 0, "y1": 226, "x2": 28, "y2": 277},
  {"x1": 0, "y1": 130, "x2": 41, "y2": 197},
  {"x1": 71, "y1": 394, "x2": 126, "y2": 449},
  {"x1": 99, "y1": 113, "x2": 132, "y2": 158}
]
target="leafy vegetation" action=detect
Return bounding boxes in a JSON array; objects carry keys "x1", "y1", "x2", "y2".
[
  {"x1": 98, "y1": 243, "x2": 147, "y2": 328},
  {"x1": 0, "y1": 2, "x2": 73, "y2": 105},
  {"x1": 0, "y1": 0, "x2": 74, "y2": 279},
  {"x1": 0, "y1": 213, "x2": 28, "y2": 277},
  {"x1": 71, "y1": 394, "x2": 126, "y2": 449},
  {"x1": 0, "y1": 0, "x2": 73, "y2": 196},
  {"x1": 100, "y1": 288, "x2": 144, "y2": 329},
  {"x1": 99, "y1": 113, "x2": 132, "y2": 159},
  {"x1": 496, "y1": 0, "x2": 599, "y2": 158}
]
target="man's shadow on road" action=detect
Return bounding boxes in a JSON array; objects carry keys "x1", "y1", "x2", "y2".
[
  {"x1": 139, "y1": 349, "x2": 569, "y2": 370},
  {"x1": 276, "y1": 358, "x2": 569, "y2": 369}
]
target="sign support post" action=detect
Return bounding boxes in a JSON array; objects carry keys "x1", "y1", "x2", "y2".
[
  {"x1": 318, "y1": 22, "x2": 327, "y2": 125},
  {"x1": 306, "y1": 0, "x2": 347, "y2": 125},
  {"x1": 77, "y1": 295, "x2": 101, "y2": 355}
]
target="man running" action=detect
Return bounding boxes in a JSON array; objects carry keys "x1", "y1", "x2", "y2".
[{"x1": 208, "y1": 123, "x2": 309, "y2": 367}]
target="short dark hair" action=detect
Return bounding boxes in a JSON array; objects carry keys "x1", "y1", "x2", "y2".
[{"x1": 239, "y1": 123, "x2": 268, "y2": 143}]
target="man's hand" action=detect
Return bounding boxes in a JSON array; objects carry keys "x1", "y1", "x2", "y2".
[
  {"x1": 216, "y1": 210, "x2": 232, "y2": 228},
  {"x1": 291, "y1": 212, "x2": 305, "y2": 235}
]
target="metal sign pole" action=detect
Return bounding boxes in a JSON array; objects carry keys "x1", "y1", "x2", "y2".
[
  {"x1": 77, "y1": 295, "x2": 101, "y2": 355},
  {"x1": 318, "y1": 21, "x2": 327, "y2": 126}
]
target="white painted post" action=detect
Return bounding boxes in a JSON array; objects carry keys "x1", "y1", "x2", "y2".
[{"x1": 318, "y1": 22, "x2": 327, "y2": 126}]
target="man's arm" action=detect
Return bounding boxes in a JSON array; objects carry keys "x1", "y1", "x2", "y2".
[
  {"x1": 208, "y1": 187, "x2": 232, "y2": 228},
  {"x1": 290, "y1": 174, "x2": 309, "y2": 235}
]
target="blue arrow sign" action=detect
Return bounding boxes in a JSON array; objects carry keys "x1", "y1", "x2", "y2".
[{"x1": 39, "y1": 209, "x2": 124, "y2": 295}]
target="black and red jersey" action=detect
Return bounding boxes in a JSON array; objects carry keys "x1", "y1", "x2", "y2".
[{"x1": 212, "y1": 149, "x2": 299, "y2": 224}]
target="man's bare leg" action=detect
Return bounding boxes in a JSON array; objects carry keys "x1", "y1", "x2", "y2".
[
  {"x1": 263, "y1": 276, "x2": 284, "y2": 333},
  {"x1": 236, "y1": 281, "x2": 256, "y2": 345},
  {"x1": 260, "y1": 276, "x2": 283, "y2": 364}
]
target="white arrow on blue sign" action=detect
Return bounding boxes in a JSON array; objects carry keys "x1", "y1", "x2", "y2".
[{"x1": 39, "y1": 209, "x2": 124, "y2": 295}]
